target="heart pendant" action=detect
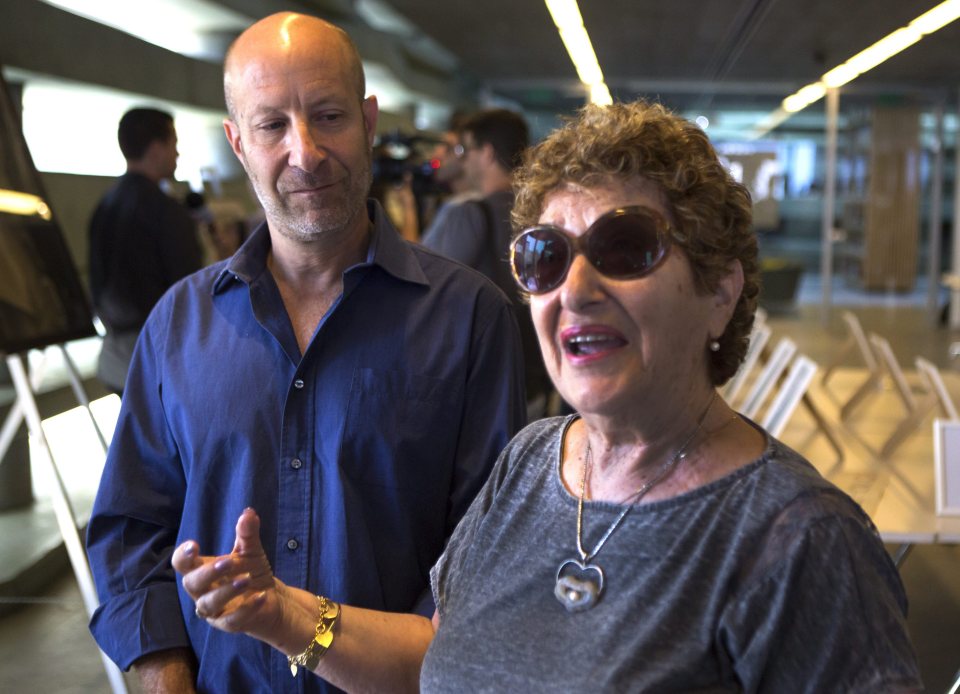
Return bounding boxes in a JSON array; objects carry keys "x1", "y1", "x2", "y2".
[{"x1": 554, "y1": 559, "x2": 604, "y2": 612}]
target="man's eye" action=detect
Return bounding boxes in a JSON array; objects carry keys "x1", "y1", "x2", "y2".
[
  {"x1": 261, "y1": 121, "x2": 285, "y2": 132},
  {"x1": 316, "y1": 113, "x2": 342, "y2": 123}
]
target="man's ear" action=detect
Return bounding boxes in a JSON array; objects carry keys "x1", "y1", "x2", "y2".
[
  {"x1": 361, "y1": 95, "x2": 379, "y2": 148},
  {"x1": 141, "y1": 139, "x2": 164, "y2": 167},
  {"x1": 481, "y1": 142, "x2": 497, "y2": 166},
  {"x1": 710, "y1": 259, "x2": 744, "y2": 336},
  {"x1": 223, "y1": 118, "x2": 243, "y2": 161}
]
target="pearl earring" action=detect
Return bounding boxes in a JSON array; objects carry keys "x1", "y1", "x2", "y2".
[{"x1": 709, "y1": 340, "x2": 720, "y2": 352}]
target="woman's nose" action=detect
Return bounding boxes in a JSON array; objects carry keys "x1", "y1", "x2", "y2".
[{"x1": 558, "y1": 253, "x2": 605, "y2": 310}]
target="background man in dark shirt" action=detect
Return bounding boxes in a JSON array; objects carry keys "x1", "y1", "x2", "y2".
[
  {"x1": 88, "y1": 107, "x2": 202, "y2": 393},
  {"x1": 422, "y1": 109, "x2": 552, "y2": 417}
]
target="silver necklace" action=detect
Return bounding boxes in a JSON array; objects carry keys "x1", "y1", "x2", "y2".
[{"x1": 554, "y1": 392, "x2": 719, "y2": 613}]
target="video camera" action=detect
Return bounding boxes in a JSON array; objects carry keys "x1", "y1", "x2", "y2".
[{"x1": 372, "y1": 131, "x2": 443, "y2": 195}]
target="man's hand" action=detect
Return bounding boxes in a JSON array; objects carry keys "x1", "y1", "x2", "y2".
[{"x1": 172, "y1": 508, "x2": 286, "y2": 643}]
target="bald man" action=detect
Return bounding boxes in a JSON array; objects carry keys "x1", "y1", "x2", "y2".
[{"x1": 86, "y1": 13, "x2": 525, "y2": 693}]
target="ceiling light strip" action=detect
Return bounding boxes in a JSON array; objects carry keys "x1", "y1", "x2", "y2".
[
  {"x1": 754, "y1": 0, "x2": 960, "y2": 137},
  {"x1": 0, "y1": 189, "x2": 52, "y2": 220},
  {"x1": 545, "y1": 0, "x2": 611, "y2": 105}
]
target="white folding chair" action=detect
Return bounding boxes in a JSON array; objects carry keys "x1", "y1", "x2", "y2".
[
  {"x1": 839, "y1": 331, "x2": 907, "y2": 421},
  {"x1": 761, "y1": 354, "x2": 818, "y2": 437},
  {"x1": 880, "y1": 357, "x2": 960, "y2": 458},
  {"x1": 754, "y1": 306, "x2": 768, "y2": 328},
  {"x1": 869, "y1": 334, "x2": 918, "y2": 414},
  {"x1": 915, "y1": 357, "x2": 959, "y2": 421},
  {"x1": 822, "y1": 310, "x2": 877, "y2": 386},
  {"x1": 722, "y1": 322, "x2": 772, "y2": 406},
  {"x1": 740, "y1": 337, "x2": 796, "y2": 420}
]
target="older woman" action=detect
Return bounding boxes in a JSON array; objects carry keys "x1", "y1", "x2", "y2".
[{"x1": 173, "y1": 101, "x2": 921, "y2": 692}]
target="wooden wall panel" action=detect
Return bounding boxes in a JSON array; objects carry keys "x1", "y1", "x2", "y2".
[{"x1": 863, "y1": 107, "x2": 921, "y2": 291}]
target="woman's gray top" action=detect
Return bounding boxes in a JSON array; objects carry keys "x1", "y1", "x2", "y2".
[{"x1": 422, "y1": 415, "x2": 921, "y2": 693}]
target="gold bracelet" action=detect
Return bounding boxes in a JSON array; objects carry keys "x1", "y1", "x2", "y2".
[{"x1": 288, "y1": 595, "x2": 341, "y2": 677}]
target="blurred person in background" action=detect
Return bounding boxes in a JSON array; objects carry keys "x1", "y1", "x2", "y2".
[
  {"x1": 88, "y1": 107, "x2": 202, "y2": 395},
  {"x1": 423, "y1": 109, "x2": 552, "y2": 418},
  {"x1": 420, "y1": 112, "x2": 478, "y2": 227}
]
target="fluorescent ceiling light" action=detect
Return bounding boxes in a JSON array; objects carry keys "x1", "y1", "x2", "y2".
[
  {"x1": 39, "y1": 0, "x2": 434, "y2": 120},
  {"x1": 590, "y1": 83, "x2": 613, "y2": 106},
  {"x1": 559, "y1": 25, "x2": 604, "y2": 85},
  {"x1": 782, "y1": 83, "x2": 826, "y2": 113},
  {"x1": 0, "y1": 189, "x2": 52, "y2": 220},
  {"x1": 911, "y1": 0, "x2": 960, "y2": 33},
  {"x1": 748, "y1": 108, "x2": 791, "y2": 139},
  {"x1": 820, "y1": 64, "x2": 859, "y2": 89},
  {"x1": 39, "y1": 0, "x2": 250, "y2": 61},
  {"x1": 760, "y1": 0, "x2": 960, "y2": 136},
  {"x1": 823, "y1": 27, "x2": 921, "y2": 87},
  {"x1": 545, "y1": 0, "x2": 585, "y2": 29},
  {"x1": 544, "y1": 0, "x2": 611, "y2": 105}
]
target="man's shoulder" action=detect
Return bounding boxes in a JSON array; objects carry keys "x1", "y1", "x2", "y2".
[
  {"x1": 420, "y1": 199, "x2": 476, "y2": 249},
  {"x1": 112, "y1": 173, "x2": 163, "y2": 200},
  {"x1": 95, "y1": 174, "x2": 186, "y2": 217},
  {"x1": 131, "y1": 262, "x2": 227, "y2": 348},
  {"x1": 150, "y1": 260, "x2": 226, "y2": 310},
  {"x1": 437, "y1": 197, "x2": 486, "y2": 227},
  {"x1": 436, "y1": 192, "x2": 512, "y2": 239},
  {"x1": 407, "y1": 241, "x2": 508, "y2": 299}
]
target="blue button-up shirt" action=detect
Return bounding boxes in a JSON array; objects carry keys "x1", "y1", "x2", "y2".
[{"x1": 87, "y1": 201, "x2": 526, "y2": 692}]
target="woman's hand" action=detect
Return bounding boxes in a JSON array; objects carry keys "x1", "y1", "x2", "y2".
[
  {"x1": 173, "y1": 508, "x2": 435, "y2": 692},
  {"x1": 172, "y1": 508, "x2": 288, "y2": 644}
]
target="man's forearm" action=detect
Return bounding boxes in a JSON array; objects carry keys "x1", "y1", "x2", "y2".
[{"x1": 134, "y1": 647, "x2": 197, "y2": 694}]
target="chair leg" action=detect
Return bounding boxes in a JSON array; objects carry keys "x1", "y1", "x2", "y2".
[
  {"x1": 802, "y1": 394, "x2": 844, "y2": 463},
  {"x1": 948, "y1": 668, "x2": 960, "y2": 694},
  {"x1": 878, "y1": 399, "x2": 934, "y2": 459},
  {"x1": 820, "y1": 339, "x2": 855, "y2": 387},
  {"x1": 891, "y1": 543, "x2": 913, "y2": 569},
  {"x1": 839, "y1": 373, "x2": 881, "y2": 421}
]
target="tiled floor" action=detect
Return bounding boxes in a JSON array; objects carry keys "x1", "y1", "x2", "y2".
[
  {"x1": 0, "y1": 574, "x2": 139, "y2": 693},
  {"x1": 1, "y1": 292, "x2": 959, "y2": 692}
]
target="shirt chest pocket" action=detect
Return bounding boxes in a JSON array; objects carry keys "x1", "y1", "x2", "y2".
[{"x1": 340, "y1": 367, "x2": 462, "y2": 489}]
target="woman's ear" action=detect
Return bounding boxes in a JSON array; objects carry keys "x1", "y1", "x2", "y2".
[{"x1": 710, "y1": 259, "x2": 744, "y2": 336}]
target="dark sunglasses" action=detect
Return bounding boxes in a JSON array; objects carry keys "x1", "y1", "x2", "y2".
[{"x1": 510, "y1": 206, "x2": 674, "y2": 295}]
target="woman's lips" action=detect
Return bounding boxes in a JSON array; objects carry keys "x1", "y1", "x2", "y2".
[{"x1": 560, "y1": 325, "x2": 627, "y2": 362}]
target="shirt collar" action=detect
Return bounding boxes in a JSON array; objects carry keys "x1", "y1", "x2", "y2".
[
  {"x1": 212, "y1": 199, "x2": 427, "y2": 294},
  {"x1": 363, "y1": 199, "x2": 428, "y2": 286}
]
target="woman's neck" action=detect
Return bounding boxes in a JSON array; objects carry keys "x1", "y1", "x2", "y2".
[{"x1": 565, "y1": 390, "x2": 755, "y2": 504}]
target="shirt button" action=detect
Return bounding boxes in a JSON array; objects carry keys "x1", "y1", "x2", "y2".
[
  {"x1": 293, "y1": 379, "x2": 304, "y2": 389},
  {"x1": 287, "y1": 538, "x2": 299, "y2": 550},
  {"x1": 291, "y1": 458, "x2": 303, "y2": 469}
]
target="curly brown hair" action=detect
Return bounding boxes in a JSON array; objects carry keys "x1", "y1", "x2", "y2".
[{"x1": 512, "y1": 101, "x2": 759, "y2": 385}]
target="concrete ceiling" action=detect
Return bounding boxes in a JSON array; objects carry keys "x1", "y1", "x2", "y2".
[
  {"x1": 8, "y1": 0, "x2": 958, "y2": 136},
  {"x1": 374, "y1": 0, "x2": 960, "y2": 118}
]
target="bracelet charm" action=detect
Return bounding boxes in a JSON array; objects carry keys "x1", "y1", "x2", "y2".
[{"x1": 288, "y1": 595, "x2": 340, "y2": 677}]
